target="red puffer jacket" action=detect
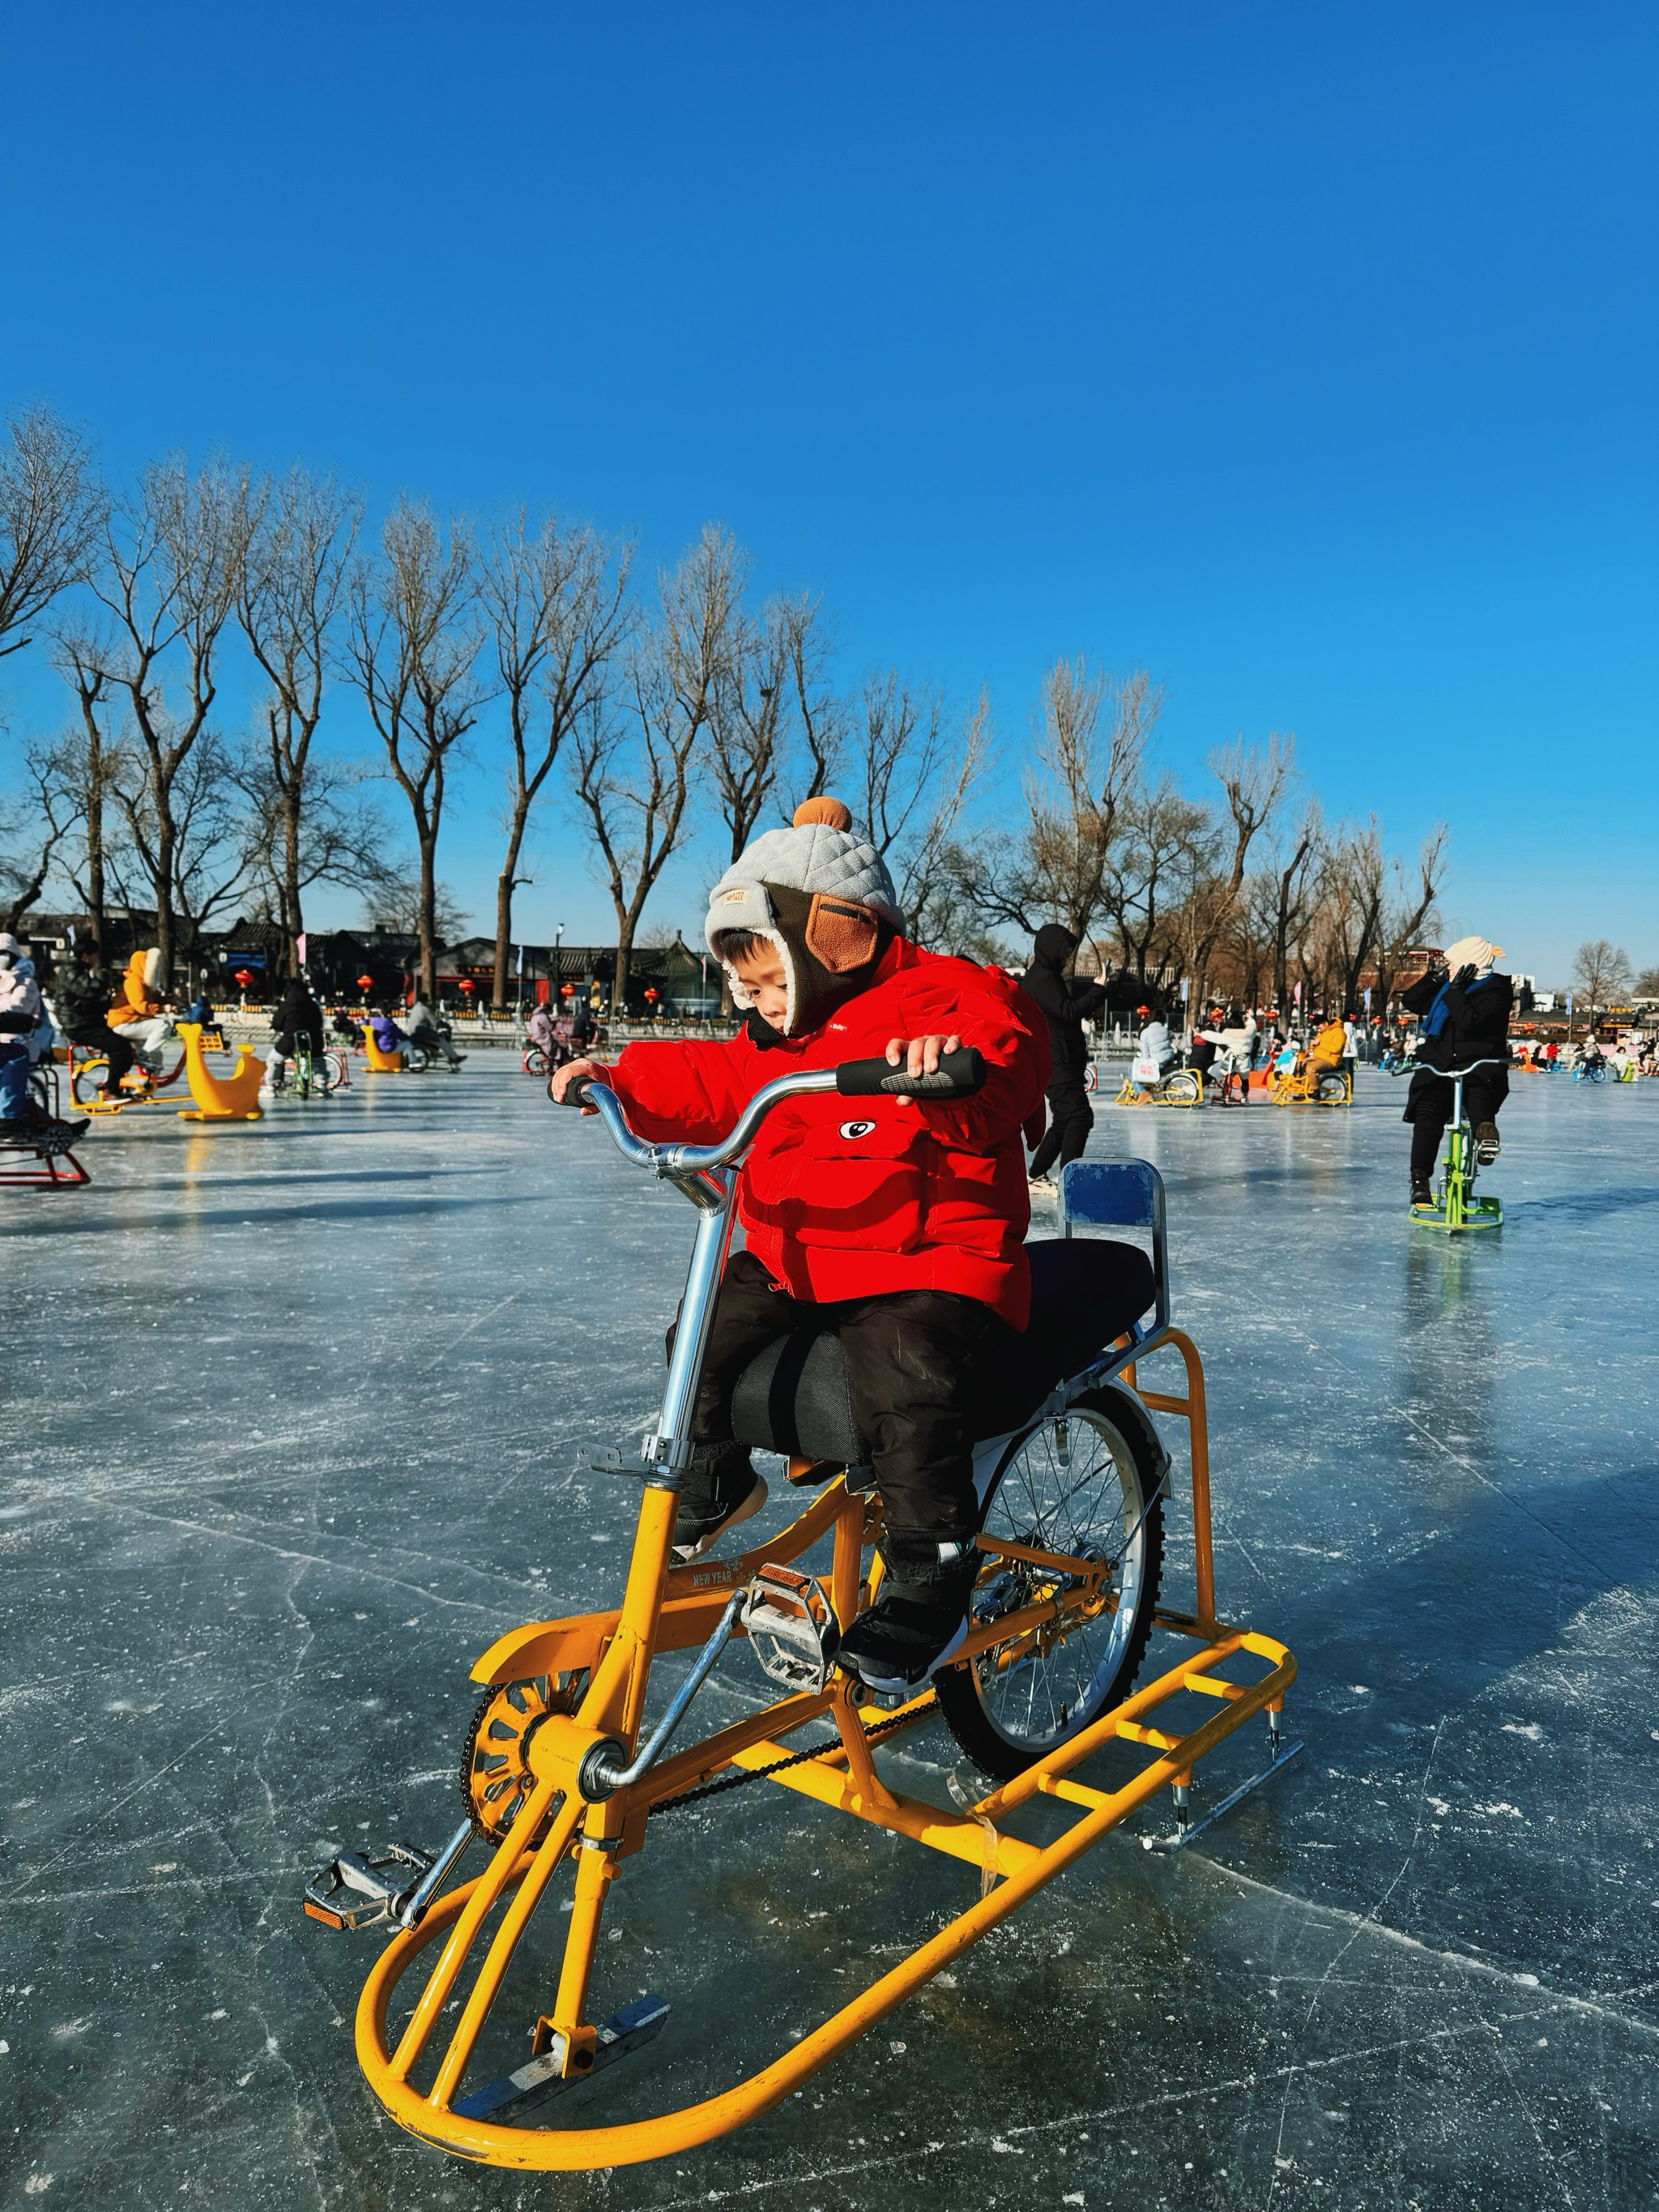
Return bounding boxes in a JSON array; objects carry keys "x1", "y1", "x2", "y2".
[{"x1": 606, "y1": 940, "x2": 1051, "y2": 1326}]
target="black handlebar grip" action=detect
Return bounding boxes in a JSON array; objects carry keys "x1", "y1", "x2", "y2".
[
  {"x1": 562, "y1": 1073, "x2": 599, "y2": 1108},
  {"x1": 835, "y1": 1046, "x2": 987, "y2": 1099}
]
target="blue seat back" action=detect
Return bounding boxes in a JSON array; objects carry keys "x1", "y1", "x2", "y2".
[{"x1": 1059, "y1": 1159, "x2": 1170, "y2": 1334}]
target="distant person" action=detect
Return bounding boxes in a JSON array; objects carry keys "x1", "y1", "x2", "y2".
[
  {"x1": 1197, "y1": 1007, "x2": 1257, "y2": 1104},
  {"x1": 1307, "y1": 1013, "x2": 1349, "y2": 1085},
  {"x1": 267, "y1": 974, "x2": 326, "y2": 1085},
  {"x1": 1132, "y1": 1001, "x2": 1175, "y2": 1090},
  {"x1": 369, "y1": 1006, "x2": 407, "y2": 1057},
  {"x1": 527, "y1": 1001, "x2": 558, "y2": 1059},
  {"x1": 108, "y1": 948, "x2": 174, "y2": 1072},
  {"x1": 1020, "y1": 924, "x2": 1110, "y2": 1188},
  {"x1": 1399, "y1": 937, "x2": 1513, "y2": 1207},
  {"x1": 0, "y1": 933, "x2": 87, "y2": 1145},
  {"x1": 53, "y1": 942, "x2": 138, "y2": 1100},
  {"x1": 405, "y1": 994, "x2": 465, "y2": 1068}
]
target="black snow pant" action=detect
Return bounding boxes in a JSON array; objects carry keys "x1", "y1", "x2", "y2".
[
  {"x1": 1028, "y1": 1074, "x2": 1093, "y2": 1178},
  {"x1": 1405, "y1": 1065, "x2": 1508, "y2": 1178},
  {"x1": 677, "y1": 1249, "x2": 1011, "y2": 1545},
  {"x1": 70, "y1": 1021, "x2": 134, "y2": 1091}
]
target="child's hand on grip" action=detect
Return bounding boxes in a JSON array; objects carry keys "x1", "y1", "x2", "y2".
[{"x1": 883, "y1": 1033, "x2": 962, "y2": 1079}]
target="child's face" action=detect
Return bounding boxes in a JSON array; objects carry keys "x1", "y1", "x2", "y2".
[{"x1": 731, "y1": 945, "x2": 790, "y2": 1029}]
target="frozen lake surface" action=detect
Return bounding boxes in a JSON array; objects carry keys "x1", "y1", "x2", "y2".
[{"x1": 3, "y1": 1065, "x2": 1657, "y2": 2208}]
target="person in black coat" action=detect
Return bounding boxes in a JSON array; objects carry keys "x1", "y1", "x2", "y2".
[
  {"x1": 1021, "y1": 923, "x2": 1110, "y2": 1184},
  {"x1": 270, "y1": 975, "x2": 326, "y2": 1075},
  {"x1": 1399, "y1": 934, "x2": 1512, "y2": 1204}
]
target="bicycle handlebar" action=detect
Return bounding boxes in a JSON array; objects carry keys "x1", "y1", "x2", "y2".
[
  {"x1": 1414, "y1": 1057, "x2": 1508, "y2": 1078},
  {"x1": 561, "y1": 1048, "x2": 987, "y2": 1176}
]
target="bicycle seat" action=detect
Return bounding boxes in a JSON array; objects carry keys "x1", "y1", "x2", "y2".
[{"x1": 727, "y1": 1237, "x2": 1157, "y2": 1466}]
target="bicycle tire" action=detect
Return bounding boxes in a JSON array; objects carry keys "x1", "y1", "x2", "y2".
[
  {"x1": 1162, "y1": 1068, "x2": 1202, "y2": 1104},
  {"x1": 522, "y1": 1047, "x2": 549, "y2": 1077},
  {"x1": 935, "y1": 1389, "x2": 1164, "y2": 1781},
  {"x1": 70, "y1": 1057, "x2": 109, "y2": 1107},
  {"x1": 1315, "y1": 1072, "x2": 1349, "y2": 1104}
]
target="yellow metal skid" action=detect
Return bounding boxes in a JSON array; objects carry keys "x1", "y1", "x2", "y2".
[{"x1": 347, "y1": 1328, "x2": 1297, "y2": 2171}]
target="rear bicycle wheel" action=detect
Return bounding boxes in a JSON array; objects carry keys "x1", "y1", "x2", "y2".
[
  {"x1": 70, "y1": 1057, "x2": 109, "y2": 1107},
  {"x1": 936, "y1": 1390, "x2": 1165, "y2": 1780},
  {"x1": 522, "y1": 1046, "x2": 549, "y2": 1076},
  {"x1": 1162, "y1": 1069, "x2": 1202, "y2": 1105},
  {"x1": 1315, "y1": 1071, "x2": 1348, "y2": 1104}
]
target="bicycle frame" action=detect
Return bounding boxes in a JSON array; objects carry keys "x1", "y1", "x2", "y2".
[
  {"x1": 338, "y1": 1070, "x2": 1299, "y2": 2170},
  {"x1": 1410, "y1": 1057, "x2": 1503, "y2": 1232}
]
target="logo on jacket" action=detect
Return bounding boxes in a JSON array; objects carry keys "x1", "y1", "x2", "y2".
[{"x1": 838, "y1": 1119, "x2": 877, "y2": 1141}]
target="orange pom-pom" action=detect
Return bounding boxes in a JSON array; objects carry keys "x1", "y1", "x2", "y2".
[{"x1": 792, "y1": 796, "x2": 852, "y2": 831}]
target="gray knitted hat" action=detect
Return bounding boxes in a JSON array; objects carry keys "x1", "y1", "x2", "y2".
[{"x1": 706, "y1": 797, "x2": 903, "y2": 1035}]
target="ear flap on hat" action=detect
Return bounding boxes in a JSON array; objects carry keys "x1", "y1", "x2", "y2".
[{"x1": 804, "y1": 894, "x2": 882, "y2": 974}]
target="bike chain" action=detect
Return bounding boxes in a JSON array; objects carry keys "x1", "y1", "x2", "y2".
[{"x1": 649, "y1": 1706, "x2": 921, "y2": 1817}]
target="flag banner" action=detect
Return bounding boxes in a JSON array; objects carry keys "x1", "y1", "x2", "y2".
[{"x1": 296, "y1": 933, "x2": 307, "y2": 967}]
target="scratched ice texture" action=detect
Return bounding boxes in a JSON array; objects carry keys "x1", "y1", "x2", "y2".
[{"x1": 2, "y1": 1065, "x2": 1656, "y2": 2210}]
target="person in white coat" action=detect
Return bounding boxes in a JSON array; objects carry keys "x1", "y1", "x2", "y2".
[
  {"x1": 1132, "y1": 1003, "x2": 1175, "y2": 1090},
  {"x1": 1196, "y1": 1008, "x2": 1257, "y2": 1103}
]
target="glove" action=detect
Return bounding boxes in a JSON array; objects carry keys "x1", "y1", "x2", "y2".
[{"x1": 1452, "y1": 964, "x2": 1478, "y2": 990}]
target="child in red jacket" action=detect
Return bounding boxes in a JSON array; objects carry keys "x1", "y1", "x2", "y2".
[{"x1": 554, "y1": 797, "x2": 1050, "y2": 1693}]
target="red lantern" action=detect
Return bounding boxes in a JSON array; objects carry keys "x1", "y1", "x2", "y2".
[
  {"x1": 234, "y1": 969, "x2": 254, "y2": 988},
  {"x1": 644, "y1": 987, "x2": 659, "y2": 1003},
  {"x1": 458, "y1": 979, "x2": 476, "y2": 995},
  {"x1": 357, "y1": 974, "x2": 374, "y2": 991},
  {"x1": 560, "y1": 982, "x2": 574, "y2": 998}
]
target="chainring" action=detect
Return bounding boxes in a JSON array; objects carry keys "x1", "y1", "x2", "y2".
[{"x1": 459, "y1": 1672, "x2": 585, "y2": 1843}]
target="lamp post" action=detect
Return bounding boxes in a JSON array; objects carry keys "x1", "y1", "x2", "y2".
[{"x1": 552, "y1": 922, "x2": 565, "y2": 1018}]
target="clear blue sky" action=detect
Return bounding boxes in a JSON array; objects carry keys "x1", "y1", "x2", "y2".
[{"x1": 3, "y1": 2, "x2": 1654, "y2": 981}]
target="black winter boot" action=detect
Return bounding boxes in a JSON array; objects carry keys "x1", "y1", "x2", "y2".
[
  {"x1": 1473, "y1": 1121, "x2": 1501, "y2": 1165},
  {"x1": 671, "y1": 1442, "x2": 768, "y2": 1561},
  {"x1": 1410, "y1": 1173, "x2": 1433, "y2": 1209},
  {"x1": 837, "y1": 1533, "x2": 979, "y2": 1695}
]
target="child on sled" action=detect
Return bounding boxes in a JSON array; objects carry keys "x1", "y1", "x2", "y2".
[{"x1": 553, "y1": 798, "x2": 1050, "y2": 1697}]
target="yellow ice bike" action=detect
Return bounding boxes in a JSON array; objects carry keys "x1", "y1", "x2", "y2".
[
  {"x1": 304, "y1": 1050, "x2": 1298, "y2": 2173},
  {"x1": 1410, "y1": 1057, "x2": 1504, "y2": 1233}
]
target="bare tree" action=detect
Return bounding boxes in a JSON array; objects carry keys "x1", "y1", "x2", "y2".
[
  {"x1": 1102, "y1": 775, "x2": 1213, "y2": 986},
  {"x1": 1570, "y1": 938, "x2": 1631, "y2": 1028},
  {"x1": 1374, "y1": 825, "x2": 1448, "y2": 1012},
  {"x1": 0, "y1": 404, "x2": 104, "y2": 659},
  {"x1": 236, "y1": 467, "x2": 362, "y2": 976},
  {"x1": 855, "y1": 678, "x2": 987, "y2": 943},
  {"x1": 570, "y1": 527, "x2": 736, "y2": 1007},
  {"x1": 0, "y1": 742, "x2": 77, "y2": 929},
  {"x1": 1635, "y1": 966, "x2": 1659, "y2": 999},
  {"x1": 231, "y1": 741, "x2": 394, "y2": 938},
  {"x1": 111, "y1": 732, "x2": 254, "y2": 971},
  {"x1": 82, "y1": 456, "x2": 251, "y2": 980},
  {"x1": 710, "y1": 588, "x2": 795, "y2": 870},
  {"x1": 781, "y1": 593, "x2": 843, "y2": 801},
  {"x1": 361, "y1": 873, "x2": 470, "y2": 945},
  {"x1": 477, "y1": 510, "x2": 632, "y2": 1009},
  {"x1": 946, "y1": 660, "x2": 1159, "y2": 945},
  {"x1": 1265, "y1": 800, "x2": 1324, "y2": 1013},
  {"x1": 345, "y1": 501, "x2": 484, "y2": 996},
  {"x1": 1165, "y1": 737, "x2": 1293, "y2": 1015},
  {"x1": 45, "y1": 642, "x2": 123, "y2": 954}
]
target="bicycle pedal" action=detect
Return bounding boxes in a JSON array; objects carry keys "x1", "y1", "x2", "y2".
[
  {"x1": 741, "y1": 1565, "x2": 840, "y2": 1694},
  {"x1": 301, "y1": 1840, "x2": 433, "y2": 1932}
]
